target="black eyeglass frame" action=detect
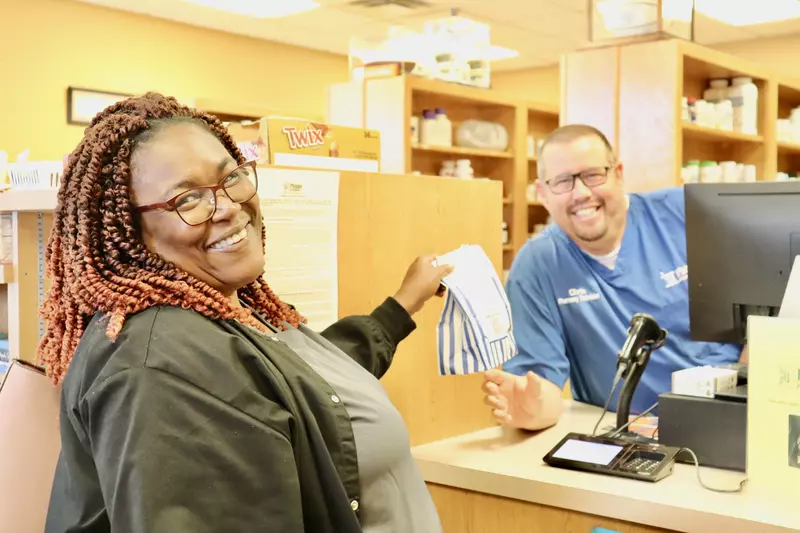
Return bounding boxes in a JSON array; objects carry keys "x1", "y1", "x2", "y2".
[
  {"x1": 135, "y1": 160, "x2": 259, "y2": 226},
  {"x1": 544, "y1": 164, "x2": 617, "y2": 195}
]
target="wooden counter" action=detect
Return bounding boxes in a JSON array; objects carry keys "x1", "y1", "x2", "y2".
[{"x1": 412, "y1": 401, "x2": 798, "y2": 533}]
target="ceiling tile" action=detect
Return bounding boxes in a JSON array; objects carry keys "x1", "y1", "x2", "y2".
[
  {"x1": 69, "y1": 0, "x2": 800, "y2": 73},
  {"x1": 467, "y1": 2, "x2": 586, "y2": 36},
  {"x1": 291, "y1": 6, "x2": 375, "y2": 29}
]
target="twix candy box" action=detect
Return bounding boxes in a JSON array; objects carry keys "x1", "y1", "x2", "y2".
[{"x1": 226, "y1": 117, "x2": 381, "y2": 172}]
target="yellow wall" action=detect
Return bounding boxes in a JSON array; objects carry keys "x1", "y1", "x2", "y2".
[
  {"x1": 0, "y1": 0, "x2": 349, "y2": 160},
  {"x1": 713, "y1": 34, "x2": 800, "y2": 75},
  {"x1": 492, "y1": 34, "x2": 800, "y2": 109},
  {"x1": 491, "y1": 65, "x2": 561, "y2": 109}
]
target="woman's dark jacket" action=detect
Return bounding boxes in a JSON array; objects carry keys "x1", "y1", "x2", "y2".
[{"x1": 44, "y1": 297, "x2": 415, "y2": 533}]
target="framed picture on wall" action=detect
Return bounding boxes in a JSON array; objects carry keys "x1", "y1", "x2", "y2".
[{"x1": 67, "y1": 87, "x2": 132, "y2": 125}]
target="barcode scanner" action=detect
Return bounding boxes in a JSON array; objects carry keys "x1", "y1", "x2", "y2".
[{"x1": 615, "y1": 313, "x2": 667, "y2": 431}]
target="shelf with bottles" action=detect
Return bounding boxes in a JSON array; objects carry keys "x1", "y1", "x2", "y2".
[
  {"x1": 680, "y1": 159, "x2": 759, "y2": 184},
  {"x1": 412, "y1": 153, "x2": 511, "y2": 185},
  {"x1": 524, "y1": 182, "x2": 546, "y2": 206},
  {"x1": 325, "y1": 74, "x2": 561, "y2": 270},
  {"x1": 675, "y1": 44, "x2": 771, "y2": 185},
  {"x1": 681, "y1": 75, "x2": 764, "y2": 139},
  {"x1": 410, "y1": 95, "x2": 515, "y2": 166},
  {"x1": 525, "y1": 103, "x2": 560, "y2": 172},
  {"x1": 777, "y1": 79, "x2": 800, "y2": 181},
  {"x1": 680, "y1": 102, "x2": 766, "y2": 182},
  {"x1": 681, "y1": 43, "x2": 769, "y2": 133},
  {"x1": 502, "y1": 216, "x2": 511, "y2": 250}
]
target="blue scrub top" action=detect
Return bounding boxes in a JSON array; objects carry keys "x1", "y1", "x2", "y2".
[{"x1": 504, "y1": 187, "x2": 741, "y2": 414}]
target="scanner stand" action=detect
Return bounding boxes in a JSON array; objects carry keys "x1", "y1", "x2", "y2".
[{"x1": 614, "y1": 318, "x2": 667, "y2": 433}]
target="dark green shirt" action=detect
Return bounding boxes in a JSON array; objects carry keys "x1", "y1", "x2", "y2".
[{"x1": 45, "y1": 297, "x2": 418, "y2": 533}]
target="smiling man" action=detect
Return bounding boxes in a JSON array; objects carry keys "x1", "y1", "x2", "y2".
[{"x1": 482, "y1": 124, "x2": 744, "y2": 431}]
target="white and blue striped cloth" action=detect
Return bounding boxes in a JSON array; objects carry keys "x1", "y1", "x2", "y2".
[{"x1": 436, "y1": 245, "x2": 518, "y2": 376}]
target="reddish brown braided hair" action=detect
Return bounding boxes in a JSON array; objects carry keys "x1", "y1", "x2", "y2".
[{"x1": 38, "y1": 92, "x2": 304, "y2": 383}]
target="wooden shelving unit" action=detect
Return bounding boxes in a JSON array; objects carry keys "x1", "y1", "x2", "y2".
[
  {"x1": 682, "y1": 123, "x2": 764, "y2": 144},
  {"x1": 562, "y1": 39, "x2": 800, "y2": 191},
  {"x1": 0, "y1": 193, "x2": 54, "y2": 363},
  {"x1": 677, "y1": 42, "x2": 773, "y2": 184},
  {"x1": 525, "y1": 103, "x2": 559, "y2": 244},
  {"x1": 777, "y1": 79, "x2": 800, "y2": 178},
  {"x1": 412, "y1": 145, "x2": 513, "y2": 158},
  {"x1": 0, "y1": 190, "x2": 59, "y2": 363},
  {"x1": 326, "y1": 76, "x2": 559, "y2": 270}
]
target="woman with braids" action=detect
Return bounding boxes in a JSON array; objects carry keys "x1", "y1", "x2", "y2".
[{"x1": 43, "y1": 92, "x2": 451, "y2": 533}]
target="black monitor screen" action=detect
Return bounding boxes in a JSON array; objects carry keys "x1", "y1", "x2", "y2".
[{"x1": 685, "y1": 182, "x2": 800, "y2": 344}]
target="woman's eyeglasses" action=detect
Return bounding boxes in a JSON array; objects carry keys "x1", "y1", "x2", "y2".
[{"x1": 136, "y1": 161, "x2": 259, "y2": 226}]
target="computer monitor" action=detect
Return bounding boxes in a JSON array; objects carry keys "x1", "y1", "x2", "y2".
[{"x1": 684, "y1": 181, "x2": 800, "y2": 344}]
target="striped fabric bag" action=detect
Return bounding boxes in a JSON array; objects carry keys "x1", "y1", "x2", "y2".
[{"x1": 435, "y1": 245, "x2": 518, "y2": 376}]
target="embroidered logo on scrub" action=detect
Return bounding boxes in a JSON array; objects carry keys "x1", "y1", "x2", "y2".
[
  {"x1": 557, "y1": 287, "x2": 601, "y2": 306},
  {"x1": 660, "y1": 264, "x2": 688, "y2": 289}
]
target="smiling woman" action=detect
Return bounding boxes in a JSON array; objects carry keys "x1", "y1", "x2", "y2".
[
  {"x1": 39, "y1": 94, "x2": 302, "y2": 381},
  {"x1": 41, "y1": 92, "x2": 451, "y2": 533},
  {"x1": 131, "y1": 125, "x2": 266, "y2": 301}
]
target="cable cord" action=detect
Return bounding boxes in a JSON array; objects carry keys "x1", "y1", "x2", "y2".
[
  {"x1": 610, "y1": 408, "x2": 748, "y2": 493},
  {"x1": 594, "y1": 391, "x2": 747, "y2": 493},
  {"x1": 681, "y1": 448, "x2": 748, "y2": 494},
  {"x1": 593, "y1": 365, "x2": 625, "y2": 436},
  {"x1": 606, "y1": 401, "x2": 658, "y2": 438}
]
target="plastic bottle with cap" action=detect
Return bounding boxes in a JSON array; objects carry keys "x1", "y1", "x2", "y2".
[
  {"x1": 420, "y1": 109, "x2": 437, "y2": 146},
  {"x1": 434, "y1": 108, "x2": 453, "y2": 147},
  {"x1": 439, "y1": 160, "x2": 455, "y2": 177},
  {"x1": 455, "y1": 159, "x2": 473, "y2": 179},
  {"x1": 729, "y1": 77, "x2": 758, "y2": 135}
]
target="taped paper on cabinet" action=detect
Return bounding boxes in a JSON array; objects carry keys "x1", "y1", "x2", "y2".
[
  {"x1": 258, "y1": 167, "x2": 339, "y2": 332},
  {"x1": 435, "y1": 245, "x2": 517, "y2": 375}
]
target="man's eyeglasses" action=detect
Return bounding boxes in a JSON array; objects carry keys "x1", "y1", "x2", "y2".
[
  {"x1": 545, "y1": 165, "x2": 614, "y2": 195},
  {"x1": 136, "y1": 161, "x2": 259, "y2": 226}
]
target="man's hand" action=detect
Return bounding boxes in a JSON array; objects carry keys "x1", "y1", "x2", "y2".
[
  {"x1": 483, "y1": 369, "x2": 542, "y2": 428},
  {"x1": 482, "y1": 369, "x2": 562, "y2": 431},
  {"x1": 393, "y1": 254, "x2": 453, "y2": 316}
]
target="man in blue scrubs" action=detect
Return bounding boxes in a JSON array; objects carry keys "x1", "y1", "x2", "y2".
[{"x1": 483, "y1": 125, "x2": 744, "y2": 430}]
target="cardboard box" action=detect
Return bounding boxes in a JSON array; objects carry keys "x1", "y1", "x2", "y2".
[
  {"x1": 671, "y1": 365, "x2": 737, "y2": 399},
  {"x1": 226, "y1": 117, "x2": 380, "y2": 173}
]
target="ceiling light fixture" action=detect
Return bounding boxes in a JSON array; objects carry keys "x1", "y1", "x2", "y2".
[
  {"x1": 694, "y1": 0, "x2": 800, "y2": 26},
  {"x1": 423, "y1": 13, "x2": 519, "y2": 61},
  {"x1": 181, "y1": 0, "x2": 320, "y2": 18}
]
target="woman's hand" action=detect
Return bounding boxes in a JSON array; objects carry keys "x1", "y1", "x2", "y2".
[{"x1": 393, "y1": 254, "x2": 454, "y2": 316}]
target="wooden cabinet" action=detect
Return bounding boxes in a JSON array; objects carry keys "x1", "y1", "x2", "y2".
[
  {"x1": 327, "y1": 75, "x2": 559, "y2": 272},
  {"x1": 562, "y1": 39, "x2": 800, "y2": 192}
]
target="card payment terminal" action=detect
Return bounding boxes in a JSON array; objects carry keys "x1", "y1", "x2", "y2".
[{"x1": 543, "y1": 433, "x2": 680, "y2": 482}]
